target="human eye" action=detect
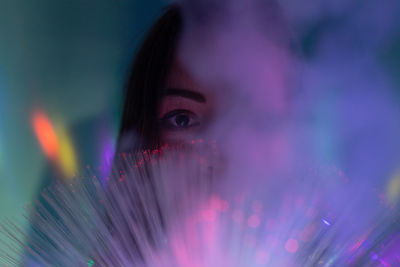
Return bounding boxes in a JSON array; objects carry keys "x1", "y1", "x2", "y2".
[{"x1": 159, "y1": 109, "x2": 200, "y2": 131}]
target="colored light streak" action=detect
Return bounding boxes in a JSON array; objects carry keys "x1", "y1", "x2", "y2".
[
  {"x1": 387, "y1": 169, "x2": 400, "y2": 203},
  {"x1": 100, "y1": 135, "x2": 115, "y2": 185},
  {"x1": 32, "y1": 111, "x2": 59, "y2": 160},
  {"x1": 32, "y1": 110, "x2": 77, "y2": 178},
  {"x1": 349, "y1": 235, "x2": 368, "y2": 253},
  {"x1": 322, "y1": 219, "x2": 331, "y2": 226},
  {"x1": 57, "y1": 125, "x2": 78, "y2": 178}
]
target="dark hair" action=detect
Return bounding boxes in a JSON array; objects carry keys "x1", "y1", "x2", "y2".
[{"x1": 117, "y1": 5, "x2": 182, "y2": 152}]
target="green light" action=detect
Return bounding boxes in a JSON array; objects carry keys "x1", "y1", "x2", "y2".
[{"x1": 88, "y1": 260, "x2": 94, "y2": 266}]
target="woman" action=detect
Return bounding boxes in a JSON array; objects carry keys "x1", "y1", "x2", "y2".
[
  {"x1": 117, "y1": 1, "x2": 293, "y2": 183},
  {"x1": 117, "y1": 4, "x2": 213, "y2": 152},
  {"x1": 21, "y1": 2, "x2": 294, "y2": 265},
  {"x1": 23, "y1": 5, "x2": 214, "y2": 266},
  {"x1": 19, "y1": 1, "x2": 400, "y2": 265}
]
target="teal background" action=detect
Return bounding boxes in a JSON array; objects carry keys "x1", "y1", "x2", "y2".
[{"x1": 0, "y1": 1, "x2": 166, "y2": 255}]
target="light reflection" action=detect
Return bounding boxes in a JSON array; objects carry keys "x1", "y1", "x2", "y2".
[
  {"x1": 100, "y1": 132, "x2": 115, "y2": 184},
  {"x1": 31, "y1": 110, "x2": 77, "y2": 179},
  {"x1": 32, "y1": 111, "x2": 59, "y2": 160},
  {"x1": 57, "y1": 125, "x2": 78, "y2": 178},
  {"x1": 387, "y1": 168, "x2": 400, "y2": 203}
]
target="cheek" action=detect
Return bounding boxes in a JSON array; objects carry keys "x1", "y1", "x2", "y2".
[
  {"x1": 229, "y1": 129, "x2": 291, "y2": 170},
  {"x1": 203, "y1": 110, "x2": 295, "y2": 186},
  {"x1": 161, "y1": 131, "x2": 199, "y2": 146}
]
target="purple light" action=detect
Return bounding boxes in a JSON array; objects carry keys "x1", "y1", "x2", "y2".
[
  {"x1": 322, "y1": 219, "x2": 331, "y2": 226},
  {"x1": 99, "y1": 127, "x2": 115, "y2": 185},
  {"x1": 371, "y1": 253, "x2": 378, "y2": 261}
]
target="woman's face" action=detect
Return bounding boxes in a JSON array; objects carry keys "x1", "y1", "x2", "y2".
[
  {"x1": 158, "y1": 37, "x2": 293, "y2": 177},
  {"x1": 158, "y1": 59, "x2": 215, "y2": 144},
  {"x1": 158, "y1": 47, "x2": 291, "y2": 147}
]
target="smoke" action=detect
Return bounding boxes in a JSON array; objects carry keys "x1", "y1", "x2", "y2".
[
  {"x1": 2, "y1": 0, "x2": 400, "y2": 265},
  {"x1": 173, "y1": 0, "x2": 400, "y2": 263},
  {"x1": 176, "y1": 0, "x2": 400, "y2": 189}
]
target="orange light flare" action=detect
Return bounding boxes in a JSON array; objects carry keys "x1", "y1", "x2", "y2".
[
  {"x1": 31, "y1": 110, "x2": 78, "y2": 179},
  {"x1": 32, "y1": 110, "x2": 59, "y2": 160}
]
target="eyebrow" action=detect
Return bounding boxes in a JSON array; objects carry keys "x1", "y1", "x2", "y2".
[{"x1": 163, "y1": 88, "x2": 206, "y2": 103}]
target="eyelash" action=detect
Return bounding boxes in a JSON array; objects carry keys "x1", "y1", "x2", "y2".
[{"x1": 159, "y1": 109, "x2": 200, "y2": 130}]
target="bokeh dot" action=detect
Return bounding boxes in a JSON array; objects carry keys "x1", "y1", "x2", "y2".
[
  {"x1": 285, "y1": 238, "x2": 299, "y2": 253},
  {"x1": 248, "y1": 214, "x2": 261, "y2": 228}
]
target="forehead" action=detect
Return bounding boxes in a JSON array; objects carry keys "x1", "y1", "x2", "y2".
[
  {"x1": 164, "y1": 58, "x2": 228, "y2": 111},
  {"x1": 165, "y1": 59, "x2": 218, "y2": 96},
  {"x1": 166, "y1": 59, "x2": 197, "y2": 88}
]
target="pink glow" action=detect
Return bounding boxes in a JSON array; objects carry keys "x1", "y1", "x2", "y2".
[
  {"x1": 247, "y1": 214, "x2": 261, "y2": 228},
  {"x1": 285, "y1": 238, "x2": 299, "y2": 253}
]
